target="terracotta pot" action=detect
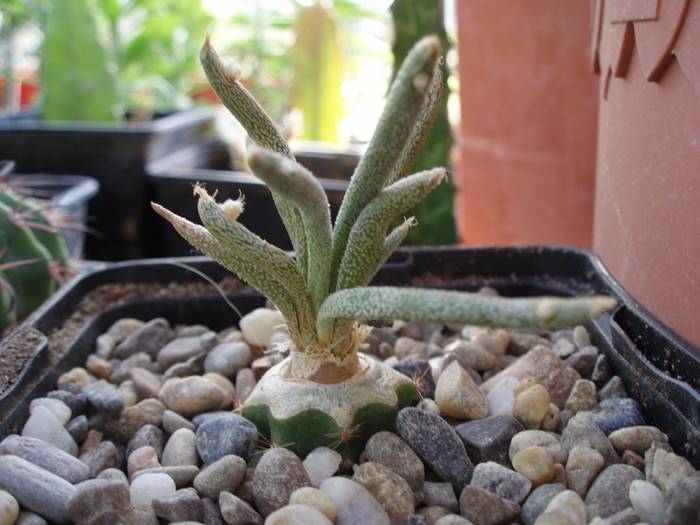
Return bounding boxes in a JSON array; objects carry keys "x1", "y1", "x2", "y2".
[
  {"x1": 592, "y1": 0, "x2": 700, "y2": 349},
  {"x1": 455, "y1": 1, "x2": 597, "y2": 247}
]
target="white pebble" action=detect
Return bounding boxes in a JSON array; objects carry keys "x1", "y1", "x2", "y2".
[
  {"x1": 22, "y1": 405, "x2": 78, "y2": 456},
  {"x1": 239, "y1": 308, "x2": 285, "y2": 347},
  {"x1": 303, "y1": 447, "x2": 342, "y2": 487},
  {"x1": 487, "y1": 377, "x2": 518, "y2": 416},
  {"x1": 629, "y1": 480, "x2": 666, "y2": 525},
  {"x1": 129, "y1": 473, "x2": 176, "y2": 511},
  {"x1": 320, "y1": 477, "x2": 391, "y2": 525},
  {"x1": 0, "y1": 490, "x2": 19, "y2": 525},
  {"x1": 29, "y1": 397, "x2": 72, "y2": 425},
  {"x1": 265, "y1": 504, "x2": 333, "y2": 525}
]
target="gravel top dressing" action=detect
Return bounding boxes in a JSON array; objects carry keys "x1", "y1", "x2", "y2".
[{"x1": 0, "y1": 299, "x2": 697, "y2": 525}]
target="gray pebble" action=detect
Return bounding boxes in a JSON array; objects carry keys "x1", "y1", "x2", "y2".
[
  {"x1": 561, "y1": 412, "x2": 619, "y2": 464},
  {"x1": 79, "y1": 441, "x2": 119, "y2": 477},
  {"x1": 194, "y1": 455, "x2": 247, "y2": 499},
  {"x1": 599, "y1": 376, "x2": 628, "y2": 400},
  {"x1": 163, "y1": 409, "x2": 196, "y2": 434},
  {"x1": 591, "y1": 354, "x2": 612, "y2": 385},
  {"x1": 219, "y1": 491, "x2": 262, "y2": 525},
  {"x1": 131, "y1": 465, "x2": 200, "y2": 488},
  {"x1": 152, "y1": 487, "x2": 203, "y2": 522},
  {"x1": 362, "y1": 431, "x2": 425, "y2": 491},
  {"x1": 204, "y1": 342, "x2": 252, "y2": 377},
  {"x1": 161, "y1": 428, "x2": 198, "y2": 467},
  {"x1": 126, "y1": 423, "x2": 165, "y2": 459},
  {"x1": 417, "y1": 482, "x2": 458, "y2": 513},
  {"x1": 113, "y1": 318, "x2": 173, "y2": 359},
  {"x1": 663, "y1": 475, "x2": 700, "y2": 525},
  {"x1": 67, "y1": 478, "x2": 137, "y2": 524},
  {"x1": 66, "y1": 415, "x2": 89, "y2": 443},
  {"x1": 0, "y1": 455, "x2": 76, "y2": 523},
  {"x1": 397, "y1": 408, "x2": 474, "y2": 490},
  {"x1": 252, "y1": 448, "x2": 310, "y2": 516},
  {"x1": 195, "y1": 415, "x2": 257, "y2": 464},
  {"x1": 470, "y1": 461, "x2": 532, "y2": 504},
  {"x1": 585, "y1": 464, "x2": 644, "y2": 518},
  {"x1": 83, "y1": 382, "x2": 125, "y2": 414},
  {"x1": 592, "y1": 398, "x2": 645, "y2": 435},
  {"x1": 521, "y1": 483, "x2": 565, "y2": 525},
  {"x1": 456, "y1": 415, "x2": 524, "y2": 467},
  {"x1": 0, "y1": 435, "x2": 90, "y2": 484},
  {"x1": 566, "y1": 346, "x2": 598, "y2": 378}
]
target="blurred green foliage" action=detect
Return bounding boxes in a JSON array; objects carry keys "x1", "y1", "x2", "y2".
[
  {"x1": 291, "y1": 4, "x2": 342, "y2": 142},
  {"x1": 38, "y1": 0, "x2": 212, "y2": 121},
  {"x1": 41, "y1": 0, "x2": 120, "y2": 122},
  {"x1": 390, "y1": 0, "x2": 456, "y2": 245}
]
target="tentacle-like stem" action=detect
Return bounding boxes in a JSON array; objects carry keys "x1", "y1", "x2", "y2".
[
  {"x1": 335, "y1": 169, "x2": 445, "y2": 291},
  {"x1": 378, "y1": 217, "x2": 416, "y2": 269},
  {"x1": 200, "y1": 36, "x2": 309, "y2": 277},
  {"x1": 330, "y1": 35, "x2": 441, "y2": 291},
  {"x1": 386, "y1": 65, "x2": 443, "y2": 185},
  {"x1": 247, "y1": 147, "x2": 332, "y2": 316},
  {"x1": 193, "y1": 188, "x2": 317, "y2": 347},
  {"x1": 151, "y1": 201, "x2": 306, "y2": 345},
  {"x1": 319, "y1": 287, "x2": 617, "y2": 332}
]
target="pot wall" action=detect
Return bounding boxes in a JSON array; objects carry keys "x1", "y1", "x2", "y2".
[
  {"x1": 592, "y1": 0, "x2": 700, "y2": 349},
  {"x1": 455, "y1": 1, "x2": 597, "y2": 247}
]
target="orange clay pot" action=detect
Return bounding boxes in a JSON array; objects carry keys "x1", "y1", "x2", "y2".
[{"x1": 455, "y1": 1, "x2": 597, "y2": 248}]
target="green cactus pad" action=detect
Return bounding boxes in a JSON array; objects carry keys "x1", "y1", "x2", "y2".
[
  {"x1": 242, "y1": 354, "x2": 417, "y2": 459},
  {"x1": 0, "y1": 200, "x2": 54, "y2": 319}
]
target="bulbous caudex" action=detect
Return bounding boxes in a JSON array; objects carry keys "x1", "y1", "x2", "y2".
[{"x1": 153, "y1": 34, "x2": 616, "y2": 459}]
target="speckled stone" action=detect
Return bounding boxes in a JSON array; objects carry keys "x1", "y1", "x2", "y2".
[
  {"x1": 196, "y1": 415, "x2": 257, "y2": 464},
  {"x1": 126, "y1": 424, "x2": 164, "y2": 459},
  {"x1": 103, "y1": 399, "x2": 165, "y2": 444},
  {"x1": 609, "y1": 426, "x2": 668, "y2": 455},
  {"x1": 471, "y1": 461, "x2": 532, "y2": 503},
  {"x1": 353, "y1": 462, "x2": 415, "y2": 523},
  {"x1": 252, "y1": 448, "x2": 310, "y2": 516},
  {"x1": 396, "y1": 408, "x2": 473, "y2": 489},
  {"x1": 591, "y1": 398, "x2": 645, "y2": 435},
  {"x1": 584, "y1": 464, "x2": 644, "y2": 518},
  {"x1": 565, "y1": 446, "x2": 605, "y2": 498},
  {"x1": 417, "y1": 482, "x2": 458, "y2": 513},
  {"x1": 521, "y1": 483, "x2": 566, "y2": 525},
  {"x1": 663, "y1": 475, "x2": 700, "y2": 525},
  {"x1": 159, "y1": 376, "x2": 225, "y2": 418},
  {"x1": 560, "y1": 412, "x2": 619, "y2": 464},
  {"x1": 219, "y1": 491, "x2": 263, "y2": 525},
  {"x1": 362, "y1": 431, "x2": 425, "y2": 491},
  {"x1": 458, "y1": 485, "x2": 520, "y2": 525},
  {"x1": 435, "y1": 361, "x2": 488, "y2": 420},
  {"x1": 79, "y1": 441, "x2": 119, "y2": 477},
  {"x1": 599, "y1": 376, "x2": 627, "y2": 400}
]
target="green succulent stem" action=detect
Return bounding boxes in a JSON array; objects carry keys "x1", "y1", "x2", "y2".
[
  {"x1": 200, "y1": 36, "x2": 309, "y2": 278},
  {"x1": 329, "y1": 35, "x2": 440, "y2": 291},
  {"x1": 319, "y1": 287, "x2": 617, "y2": 332}
]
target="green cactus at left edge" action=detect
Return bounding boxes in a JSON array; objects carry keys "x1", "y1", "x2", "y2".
[
  {"x1": 0, "y1": 190, "x2": 69, "y2": 330},
  {"x1": 153, "y1": 35, "x2": 617, "y2": 459}
]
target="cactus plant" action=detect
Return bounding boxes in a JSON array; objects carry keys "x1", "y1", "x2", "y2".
[
  {"x1": 0, "y1": 182, "x2": 70, "y2": 331},
  {"x1": 152, "y1": 35, "x2": 616, "y2": 459}
]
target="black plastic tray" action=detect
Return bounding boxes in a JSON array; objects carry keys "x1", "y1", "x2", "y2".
[
  {"x1": 146, "y1": 141, "x2": 348, "y2": 256},
  {"x1": 0, "y1": 109, "x2": 213, "y2": 260},
  {"x1": 0, "y1": 246, "x2": 697, "y2": 466}
]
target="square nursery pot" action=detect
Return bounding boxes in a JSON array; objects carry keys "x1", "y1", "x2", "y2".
[
  {"x1": 0, "y1": 109, "x2": 213, "y2": 261},
  {"x1": 0, "y1": 246, "x2": 698, "y2": 470},
  {"x1": 146, "y1": 140, "x2": 349, "y2": 256},
  {"x1": 1, "y1": 160, "x2": 100, "y2": 258}
]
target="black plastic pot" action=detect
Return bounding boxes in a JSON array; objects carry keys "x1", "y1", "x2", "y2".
[
  {"x1": 146, "y1": 141, "x2": 348, "y2": 256},
  {"x1": 1, "y1": 160, "x2": 100, "y2": 258},
  {"x1": 0, "y1": 109, "x2": 213, "y2": 260},
  {"x1": 0, "y1": 246, "x2": 697, "y2": 466}
]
